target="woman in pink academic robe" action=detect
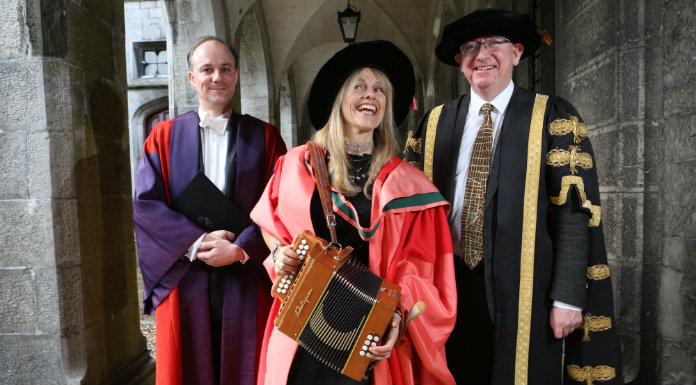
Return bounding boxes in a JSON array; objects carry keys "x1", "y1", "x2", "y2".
[{"x1": 250, "y1": 40, "x2": 457, "y2": 385}]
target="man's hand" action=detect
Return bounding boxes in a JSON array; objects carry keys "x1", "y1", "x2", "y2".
[
  {"x1": 197, "y1": 230, "x2": 244, "y2": 267},
  {"x1": 550, "y1": 306, "x2": 582, "y2": 339}
]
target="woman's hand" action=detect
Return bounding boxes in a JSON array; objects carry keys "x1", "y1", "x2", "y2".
[
  {"x1": 272, "y1": 242, "x2": 302, "y2": 276},
  {"x1": 368, "y1": 311, "x2": 402, "y2": 361}
]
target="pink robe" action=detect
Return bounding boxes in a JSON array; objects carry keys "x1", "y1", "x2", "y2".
[{"x1": 250, "y1": 145, "x2": 457, "y2": 385}]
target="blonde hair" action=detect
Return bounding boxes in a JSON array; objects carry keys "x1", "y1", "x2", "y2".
[{"x1": 313, "y1": 67, "x2": 399, "y2": 198}]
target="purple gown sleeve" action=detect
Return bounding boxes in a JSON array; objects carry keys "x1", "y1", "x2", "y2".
[{"x1": 133, "y1": 143, "x2": 204, "y2": 314}]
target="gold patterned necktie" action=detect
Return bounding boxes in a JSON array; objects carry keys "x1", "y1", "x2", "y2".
[{"x1": 461, "y1": 103, "x2": 494, "y2": 269}]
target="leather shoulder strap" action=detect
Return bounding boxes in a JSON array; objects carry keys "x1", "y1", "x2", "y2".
[{"x1": 307, "y1": 141, "x2": 338, "y2": 244}]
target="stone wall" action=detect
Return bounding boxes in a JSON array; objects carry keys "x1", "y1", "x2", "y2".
[
  {"x1": 557, "y1": 0, "x2": 696, "y2": 383},
  {"x1": 0, "y1": 0, "x2": 153, "y2": 383},
  {"x1": 656, "y1": 0, "x2": 696, "y2": 382}
]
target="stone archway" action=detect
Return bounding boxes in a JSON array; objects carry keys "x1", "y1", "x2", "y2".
[{"x1": 129, "y1": 96, "x2": 169, "y2": 188}]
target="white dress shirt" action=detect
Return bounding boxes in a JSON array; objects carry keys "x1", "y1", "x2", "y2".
[
  {"x1": 448, "y1": 81, "x2": 579, "y2": 311},
  {"x1": 198, "y1": 108, "x2": 232, "y2": 191},
  {"x1": 449, "y1": 81, "x2": 514, "y2": 249}
]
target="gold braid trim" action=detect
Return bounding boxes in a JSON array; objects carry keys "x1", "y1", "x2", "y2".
[
  {"x1": 589, "y1": 205, "x2": 601, "y2": 227},
  {"x1": 423, "y1": 105, "x2": 443, "y2": 182},
  {"x1": 549, "y1": 115, "x2": 589, "y2": 143},
  {"x1": 587, "y1": 264, "x2": 611, "y2": 280},
  {"x1": 580, "y1": 313, "x2": 612, "y2": 342},
  {"x1": 546, "y1": 146, "x2": 594, "y2": 175},
  {"x1": 546, "y1": 148, "x2": 569, "y2": 167},
  {"x1": 403, "y1": 130, "x2": 422, "y2": 155},
  {"x1": 408, "y1": 160, "x2": 421, "y2": 168},
  {"x1": 549, "y1": 175, "x2": 602, "y2": 227},
  {"x1": 567, "y1": 365, "x2": 616, "y2": 385},
  {"x1": 514, "y1": 94, "x2": 548, "y2": 385}
]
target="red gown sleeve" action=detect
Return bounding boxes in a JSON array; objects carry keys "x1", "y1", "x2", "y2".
[
  {"x1": 263, "y1": 122, "x2": 287, "y2": 180},
  {"x1": 384, "y1": 206, "x2": 457, "y2": 385}
]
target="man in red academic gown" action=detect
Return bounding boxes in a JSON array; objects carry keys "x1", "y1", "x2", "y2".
[{"x1": 133, "y1": 36, "x2": 286, "y2": 385}]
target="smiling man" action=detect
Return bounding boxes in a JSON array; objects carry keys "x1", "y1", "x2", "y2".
[
  {"x1": 133, "y1": 36, "x2": 286, "y2": 385},
  {"x1": 404, "y1": 9, "x2": 623, "y2": 385}
]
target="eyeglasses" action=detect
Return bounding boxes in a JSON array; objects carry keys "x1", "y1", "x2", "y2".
[{"x1": 459, "y1": 39, "x2": 513, "y2": 56}]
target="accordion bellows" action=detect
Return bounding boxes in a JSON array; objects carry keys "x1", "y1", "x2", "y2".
[{"x1": 272, "y1": 231, "x2": 401, "y2": 381}]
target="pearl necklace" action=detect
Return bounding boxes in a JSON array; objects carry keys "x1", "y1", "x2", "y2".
[{"x1": 344, "y1": 139, "x2": 374, "y2": 154}]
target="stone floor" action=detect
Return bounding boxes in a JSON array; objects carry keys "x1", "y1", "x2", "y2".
[
  {"x1": 140, "y1": 313, "x2": 156, "y2": 358},
  {"x1": 136, "y1": 259, "x2": 156, "y2": 358}
]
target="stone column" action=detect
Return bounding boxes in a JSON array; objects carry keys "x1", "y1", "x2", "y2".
[
  {"x1": 0, "y1": 0, "x2": 153, "y2": 384},
  {"x1": 239, "y1": 6, "x2": 272, "y2": 124},
  {"x1": 656, "y1": 0, "x2": 696, "y2": 382}
]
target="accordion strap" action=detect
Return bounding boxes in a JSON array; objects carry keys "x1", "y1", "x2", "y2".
[{"x1": 307, "y1": 141, "x2": 339, "y2": 245}]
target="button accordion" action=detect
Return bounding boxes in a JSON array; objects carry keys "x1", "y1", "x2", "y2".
[{"x1": 272, "y1": 231, "x2": 401, "y2": 381}]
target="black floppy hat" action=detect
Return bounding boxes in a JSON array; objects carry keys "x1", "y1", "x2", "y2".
[
  {"x1": 307, "y1": 40, "x2": 415, "y2": 129},
  {"x1": 435, "y1": 8, "x2": 543, "y2": 66}
]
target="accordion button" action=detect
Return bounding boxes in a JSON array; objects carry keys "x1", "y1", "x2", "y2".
[
  {"x1": 366, "y1": 352, "x2": 372, "y2": 358},
  {"x1": 301, "y1": 239, "x2": 307, "y2": 244},
  {"x1": 281, "y1": 289, "x2": 287, "y2": 293},
  {"x1": 303, "y1": 244, "x2": 309, "y2": 250},
  {"x1": 362, "y1": 345, "x2": 368, "y2": 351},
  {"x1": 276, "y1": 288, "x2": 282, "y2": 293},
  {"x1": 299, "y1": 255, "x2": 304, "y2": 261},
  {"x1": 359, "y1": 351, "x2": 365, "y2": 356},
  {"x1": 373, "y1": 336, "x2": 379, "y2": 342},
  {"x1": 367, "y1": 335, "x2": 373, "y2": 341},
  {"x1": 371, "y1": 342, "x2": 377, "y2": 347}
]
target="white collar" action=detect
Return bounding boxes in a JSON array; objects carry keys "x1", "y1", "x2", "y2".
[
  {"x1": 469, "y1": 81, "x2": 515, "y2": 115},
  {"x1": 197, "y1": 108, "x2": 232, "y2": 135}
]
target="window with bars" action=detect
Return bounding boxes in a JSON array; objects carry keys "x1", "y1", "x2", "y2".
[{"x1": 135, "y1": 41, "x2": 168, "y2": 78}]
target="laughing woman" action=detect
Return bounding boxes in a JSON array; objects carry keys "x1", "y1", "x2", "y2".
[{"x1": 250, "y1": 40, "x2": 457, "y2": 385}]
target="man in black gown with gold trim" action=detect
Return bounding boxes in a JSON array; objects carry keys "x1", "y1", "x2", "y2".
[{"x1": 404, "y1": 8, "x2": 623, "y2": 385}]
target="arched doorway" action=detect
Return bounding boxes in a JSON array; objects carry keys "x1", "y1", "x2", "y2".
[{"x1": 145, "y1": 108, "x2": 170, "y2": 139}]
